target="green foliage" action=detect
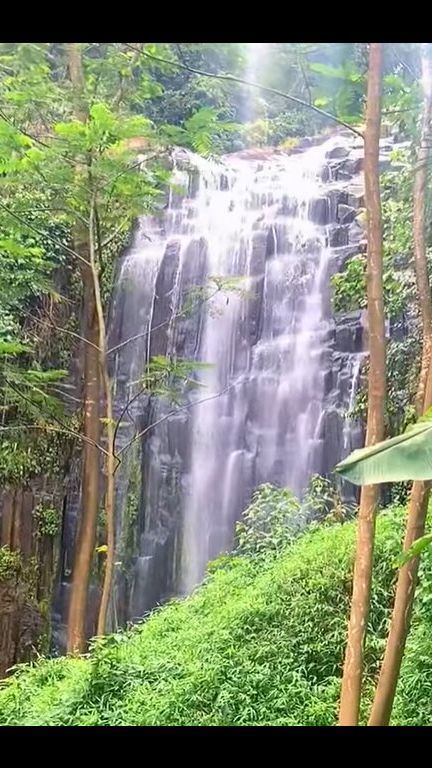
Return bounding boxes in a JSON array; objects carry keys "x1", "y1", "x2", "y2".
[
  {"x1": 396, "y1": 532, "x2": 432, "y2": 567},
  {"x1": 162, "y1": 107, "x2": 239, "y2": 157},
  {"x1": 0, "y1": 428, "x2": 71, "y2": 485},
  {"x1": 33, "y1": 503, "x2": 61, "y2": 538},
  {"x1": 308, "y1": 54, "x2": 364, "y2": 125},
  {"x1": 303, "y1": 473, "x2": 355, "y2": 522},
  {"x1": 139, "y1": 356, "x2": 212, "y2": 406},
  {"x1": 235, "y1": 484, "x2": 302, "y2": 557},
  {"x1": 234, "y1": 477, "x2": 354, "y2": 561},
  {"x1": 386, "y1": 336, "x2": 419, "y2": 435},
  {"x1": 237, "y1": 110, "x2": 325, "y2": 150},
  {"x1": 332, "y1": 252, "x2": 412, "y2": 320},
  {"x1": 0, "y1": 546, "x2": 22, "y2": 582},
  {"x1": 331, "y1": 255, "x2": 366, "y2": 314},
  {"x1": 2, "y1": 507, "x2": 432, "y2": 725},
  {"x1": 331, "y1": 146, "x2": 416, "y2": 325},
  {"x1": 0, "y1": 341, "x2": 27, "y2": 355},
  {"x1": 240, "y1": 119, "x2": 270, "y2": 148}
]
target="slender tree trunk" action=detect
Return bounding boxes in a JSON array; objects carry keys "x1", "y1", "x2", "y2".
[
  {"x1": 87, "y1": 200, "x2": 116, "y2": 638},
  {"x1": 367, "y1": 479, "x2": 430, "y2": 725},
  {"x1": 64, "y1": 43, "x2": 102, "y2": 653},
  {"x1": 338, "y1": 43, "x2": 386, "y2": 726},
  {"x1": 368, "y1": 46, "x2": 432, "y2": 727},
  {"x1": 414, "y1": 48, "x2": 432, "y2": 418},
  {"x1": 95, "y1": 367, "x2": 115, "y2": 638},
  {"x1": 67, "y1": 273, "x2": 101, "y2": 652}
]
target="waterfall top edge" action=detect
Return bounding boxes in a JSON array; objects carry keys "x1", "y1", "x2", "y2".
[{"x1": 170, "y1": 134, "x2": 354, "y2": 174}]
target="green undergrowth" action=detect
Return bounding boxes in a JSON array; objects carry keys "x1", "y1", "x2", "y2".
[{"x1": 1, "y1": 506, "x2": 432, "y2": 726}]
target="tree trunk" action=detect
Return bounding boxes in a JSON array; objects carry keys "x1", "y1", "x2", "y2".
[
  {"x1": 95, "y1": 375, "x2": 115, "y2": 638},
  {"x1": 67, "y1": 273, "x2": 101, "y2": 653},
  {"x1": 367, "y1": 479, "x2": 430, "y2": 725},
  {"x1": 64, "y1": 43, "x2": 102, "y2": 654},
  {"x1": 87, "y1": 199, "x2": 116, "y2": 639},
  {"x1": 368, "y1": 45, "x2": 432, "y2": 727},
  {"x1": 414, "y1": 47, "x2": 432, "y2": 418},
  {"x1": 338, "y1": 42, "x2": 385, "y2": 727}
]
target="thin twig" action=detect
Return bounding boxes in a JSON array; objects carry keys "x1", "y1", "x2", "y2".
[
  {"x1": 108, "y1": 287, "x2": 220, "y2": 356},
  {"x1": 22, "y1": 310, "x2": 101, "y2": 352},
  {"x1": 0, "y1": 423, "x2": 108, "y2": 455},
  {"x1": 118, "y1": 381, "x2": 235, "y2": 456}
]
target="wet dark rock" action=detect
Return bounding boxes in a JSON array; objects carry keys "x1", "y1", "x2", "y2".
[
  {"x1": 149, "y1": 240, "x2": 181, "y2": 357},
  {"x1": 308, "y1": 196, "x2": 330, "y2": 225},
  {"x1": 188, "y1": 169, "x2": 200, "y2": 198},
  {"x1": 379, "y1": 156, "x2": 391, "y2": 172},
  {"x1": 321, "y1": 165, "x2": 331, "y2": 182},
  {"x1": 348, "y1": 218, "x2": 365, "y2": 244},
  {"x1": 336, "y1": 168, "x2": 353, "y2": 182},
  {"x1": 297, "y1": 137, "x2": 312, "y2": 149},
  {"x1": 329, "y1": 245, "x2": 361, "y2": 272},
  {"x1": 277, "y1": 194, "x2": 298, "y2": 217},
  {"x1": 334, "y1": 311, "x2": 364, "y2": 353},
  {"x1": 326, "y1": 188, "x2": 348, "y2": 219},
  {"x1": 220, "y1": 173, "x2": 229, "y2": 191},
  {"x1": 343, "y1": 156, "x2": 363, "y2": 175},
  {"x1": 329, "y1": 225, "x2": 349, "y2": 247},
  {"x1": 319, "y1": 408, "x2": 343, "y2": 474},
  {"x1": 337, "y1": 204, "x2": 357, "y2": 225},
  {"x1": 248, "y1": 231, "x2": 267, "y2": 345},
  {"x1": 347, "y1": 188, "x2": 365, "y2": 209},
  {"x1": 326, "y1": 145, "x2": 350, "y2": 159}
]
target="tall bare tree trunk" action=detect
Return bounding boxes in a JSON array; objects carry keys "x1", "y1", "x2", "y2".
[
  {"x1": 368, "y1": 45, "x2": 432, "y2": 727},
  {"x1": 67, "y1": 275, "x2": 101, "y2": 652},
  {"x1": 414, "y1": 48, "x2": 432, "y2": 418},
  {"x1": 338, "y1": 42, "x2": 386, "y2": 726},
  {"x1": 64, "y1": 43, "x2": 102, "y2": 654},
  {"x1": 86, "y1": 199, "x2": 116, "y2": 639}
]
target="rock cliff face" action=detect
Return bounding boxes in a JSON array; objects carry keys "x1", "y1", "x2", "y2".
[{"x1": 0, "y1": 482, "x2": 65, "y2": 675}]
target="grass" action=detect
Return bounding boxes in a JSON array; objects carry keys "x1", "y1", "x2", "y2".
[{"x1": 1, "y1": 506, "x2": 431, "y2": 725}]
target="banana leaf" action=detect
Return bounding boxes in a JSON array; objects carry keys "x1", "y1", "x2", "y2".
[{"x1": 335, "y1": 422, "x2": 432, "y2": 485}]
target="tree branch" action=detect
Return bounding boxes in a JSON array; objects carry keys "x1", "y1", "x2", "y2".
[
  {"x1": 0, "y1": 423, "x2": 108, "y2": 455},
  {"x1": 108, "y1": 287, "x2": 220, "y2": 356},
  {"x1": 22, "y1": 309, "x2": 102, "y2": 353},
  {"x1": 118, "y1": 381, "x2": 235, "y2": 456}
]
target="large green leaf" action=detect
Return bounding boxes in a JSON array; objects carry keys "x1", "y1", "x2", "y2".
[
  {"x1": 335, "y1": 422, "x2": 432, "y2": 485},
  {"x1": 395, "y1": 533, "x2": 432, "y2": 567}
]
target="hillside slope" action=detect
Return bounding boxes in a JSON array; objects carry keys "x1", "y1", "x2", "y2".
[{"x1": 1, "y1": 509, "x2": 431, "y2": 726}]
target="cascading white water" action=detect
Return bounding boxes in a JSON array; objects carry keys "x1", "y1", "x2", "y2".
[
  {"x1": 101, "y1": 133, "x2": 365, "y2": 621},
  {"x1": 174, "y1": 142, "x2": 338, "y2": 591},
  {"x1": 342, "y1": 352, "x2": 365, "y2": 453}
]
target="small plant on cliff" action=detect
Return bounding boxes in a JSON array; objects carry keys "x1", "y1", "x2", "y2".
[
  {"x1": 331, "y1": 254, "x2": 367, "y2": 314},
  {"x1": 0, "y1": 547, "x2": 22, "y2": 582},
  {"x1": 33, "y1": 503, "x2": 61, "y2": 538}
]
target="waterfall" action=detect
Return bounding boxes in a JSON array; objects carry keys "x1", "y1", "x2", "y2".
[
  {"x1": 54, "y1": 131, "x2": 375, "y2": 642},
  {"x1": 342, "y1": 352, "x2": 365, "y2": 454},
  {"x1": 108, "y1": 134, "x2": 361, "y2": 617}
]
